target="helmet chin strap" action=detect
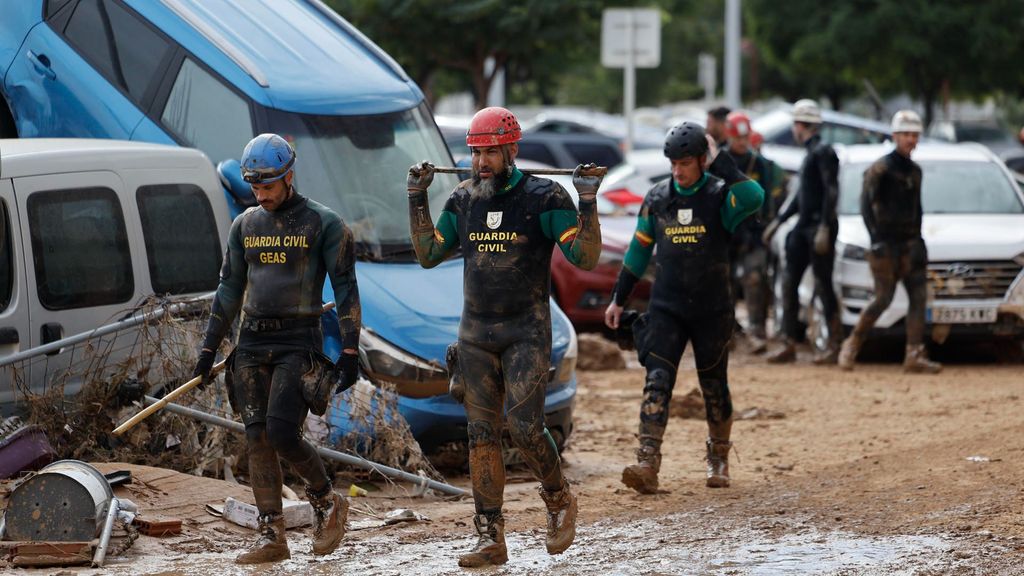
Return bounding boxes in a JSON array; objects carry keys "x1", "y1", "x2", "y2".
[{"x1": 501, "y1": 145, "x2": 514, "y2": 176}]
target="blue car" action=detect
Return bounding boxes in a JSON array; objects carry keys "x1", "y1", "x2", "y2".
[{"x1": 0, "y1": 0, "x2": 577, "y2": 453}]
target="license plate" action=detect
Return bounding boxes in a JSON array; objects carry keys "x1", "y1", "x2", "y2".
[{"x1": 927, "y1": 306, "x2": 997, "y2": 324}]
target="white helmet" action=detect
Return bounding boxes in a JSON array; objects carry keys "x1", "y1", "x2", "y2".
[
  {"x1": 890, "y1": 110, "x2": 923, "y2": 133},
  {"x1": 792, "y1": 99, "x2": 822, "y2": 124}
]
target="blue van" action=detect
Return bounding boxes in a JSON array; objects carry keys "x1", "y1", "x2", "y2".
[{"x1": 0, "y1": 0, "x2": 577, "y2": 453}]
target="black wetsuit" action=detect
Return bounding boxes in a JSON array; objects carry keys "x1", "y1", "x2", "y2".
[
  {"x1": 851, "y1": 150, "x2": 928, "y2": 345},
  {"x1": 409, "y1": 168, "x2": 600, "y2": 514},
  {"x1": 774, "y1": 134, "x2": 841, "y2": 342},
  {"x1": 199, "y1": 190, "x2": 360, "y2": 514}
]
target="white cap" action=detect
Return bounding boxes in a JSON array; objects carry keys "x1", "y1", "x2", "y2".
[
  {"x1": 792, "y1": 99, "x2": 822, "y2": 124},
  {"x1": 890, "y1": 110, "x2": 923, "y2": 133}
]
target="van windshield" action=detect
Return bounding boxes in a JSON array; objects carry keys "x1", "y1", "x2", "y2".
[{"x1": 264, "y1": 103, "x2": 457, "y2": 262}]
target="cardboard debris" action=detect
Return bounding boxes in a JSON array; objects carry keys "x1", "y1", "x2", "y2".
[
  {"x1": 209, "y1": 497, "x2": 314, "y2": 530},
  {"x1": 9, "y1": 541, "x2": 92, "y2": 568}
]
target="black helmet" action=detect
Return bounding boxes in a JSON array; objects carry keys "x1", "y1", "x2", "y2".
[{"x1": 664, "y1": 121, "x2": 709, "y2": 160}]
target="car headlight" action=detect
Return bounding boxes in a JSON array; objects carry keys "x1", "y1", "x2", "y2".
[
  {"x1": 359, "y1": 329, "x2": 446, "y2": 384},
  {"x1": 553, "y1": 328, "x2": 578, "y2": 385},
  {"x1": 841, "y1": 243, "x2": 867, "y2": 260}
]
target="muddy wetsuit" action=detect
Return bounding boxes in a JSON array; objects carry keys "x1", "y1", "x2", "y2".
[
  {"x1": 850, "y1": 150, "x2": 927, "y2": 344},
  {"x1": 199, "y1": 191, "x2": 360, "y2": 516},
  {"x1": 409, "y1": 168, "x2": 600, "y2": 514},
  {"x1": 611, "y1": 153, "x2": 763, "y2": 450},
  {"x1": 774, "y1": 134, "x2": 840, "y2": 342},
  {"x1": 726, "y1": 149, "x2": 780, "y2": 339}
]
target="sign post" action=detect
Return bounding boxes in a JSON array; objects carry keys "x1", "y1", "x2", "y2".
[{"x1": 602, "y1": 8, "x2": 662, "y2": 154}]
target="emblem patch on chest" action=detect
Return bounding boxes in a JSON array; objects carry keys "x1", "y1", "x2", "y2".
[
  {"x1": 677, "y1": 209, "x2": 693, "y2": 225},
  {"x1": 486, "y1": 211, "x2": 503, "y2": 229}
]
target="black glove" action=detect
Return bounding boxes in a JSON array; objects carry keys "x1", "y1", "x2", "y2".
[
  {"x1": 572, "y1": 163, "x2": 602, "y2": 202},
  {"x1": 191, "y1": 348, "x2": 216, "y2": 389},
  {"x1": 335, "y1": 351, "x2": 359, "y2": 393},
  {"x1": 407, "y1": 161, "x2": 435, "y2": 194}
]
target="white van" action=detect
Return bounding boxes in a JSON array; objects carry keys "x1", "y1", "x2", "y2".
[{"x1": 0, "y1": 139, "x2": 228, "y2": 404}]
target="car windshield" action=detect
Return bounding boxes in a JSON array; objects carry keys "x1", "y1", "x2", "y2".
[
  {"x1": 839, "y1": 160, "x2": 1024, "y2": 215},
  {"x1": 264, "y1": 103, "x2": 456, "y2": 261}
]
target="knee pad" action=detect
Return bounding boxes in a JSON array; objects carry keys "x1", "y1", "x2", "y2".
[
  {"x1": 266, "y1": 417, "x2": 303, "y2": 455},
  {"x1": 643, "y1": 368, "x2": 674, "y2": 395},
  {"x1": 698, "y1": 378, "x2": 733, "y2": 423},
  {"x1": 467, "y1": 420, "x2": 498, "y2": 449}
]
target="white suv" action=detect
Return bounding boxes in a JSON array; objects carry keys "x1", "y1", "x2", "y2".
[{"x1": 772, "y1": 142, "x2": 1024, "y2": 351}]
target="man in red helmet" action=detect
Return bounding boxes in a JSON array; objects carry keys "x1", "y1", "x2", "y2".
[
  {"x1": 406, "y1": 107, "x2": 602, "y2": 567},
  {"x1": 724, "y1": 111, "x2": 783, "y2": 352}
]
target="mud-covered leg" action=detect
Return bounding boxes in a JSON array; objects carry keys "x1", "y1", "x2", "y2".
[
  {"x1": 742, "y1": 247, "x2": 770, "y2": 351},
  {"x1": 902, "y1": 241, "x2": 941, "y2": 373},
  {"x1": 623, "y1": 310, "x2": 686, "y2": 494},
  {"x1": 458, "y1": 340, "x2": 508, "y2": 567},
  {"x1": 690, "y1": 313, "x2": 735, "y2": 488},
  {"x1": 840, "y1": 246, "x2": 897, "y2": 371},
  {"x1": 768, "y1": 230, "x2": 810, "y2": 363}
]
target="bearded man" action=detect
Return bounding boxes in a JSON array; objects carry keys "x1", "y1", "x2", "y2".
[{"x1": 406, "y1": 106, "x2": 602, "y2": 567}]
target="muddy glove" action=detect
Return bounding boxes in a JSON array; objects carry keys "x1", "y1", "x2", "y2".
[
  {"x1": 335, "y1": 351, "x2": 359, "y2": 393},
  {"x1": 813, "y1": 224, "x2": 832, "y2": 256},
  {"x1": 191, "y1": 348, "x2": 216, "y2": 390},
  {"x1": 572, "y1": 163, "x2": 602, "y2": 203},
  {"x1": 407, "y1": 161, "x2": 435, "y2": 195},
  {"x1": 761, "y1": 219, "x2": 781, "y2": 246}
]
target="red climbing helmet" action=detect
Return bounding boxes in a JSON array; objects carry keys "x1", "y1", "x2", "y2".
[
  {"x1": 466, "y1": 107, "x2": 522, "y2": 147},
  {"x1": 726, "y1": 111, "x2": 752, "y2": 139}
]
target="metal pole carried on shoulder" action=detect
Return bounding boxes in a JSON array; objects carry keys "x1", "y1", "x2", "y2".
[
  {"x1": 430, "y1": 165, "x2": 608, "y2": 177},
  {"x1": 111, "y1": 301, "x2": 337, "y2": 436}
]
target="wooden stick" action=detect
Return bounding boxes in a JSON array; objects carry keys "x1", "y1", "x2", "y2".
[
  {"x1": 431, "y1": 166, "x2": 608, "y2": 177},
  {"x1": 112, "y1": 302, "x2": 337, "y2": 436}
]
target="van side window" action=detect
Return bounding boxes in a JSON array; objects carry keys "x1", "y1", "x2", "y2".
[
  {"x1": 27, "y1": 188, "x2": 133, "y2": 310},
  {"x1": 0, "y1": 201, "x2": 12, "y2": 312},
  {"x1": 63, "y1": 0, "x2": 171, "y2": 104},
  {"x1": 161, "y1": 58, "x2": 254, "y2": 165},
  {"x1": 137, "y1": 184, "x2": 222, "y2": 294}
]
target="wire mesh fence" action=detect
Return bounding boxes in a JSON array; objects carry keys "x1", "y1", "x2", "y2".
[{"x1": 1, "y1": 296, "x2": 442, "y2": 485}]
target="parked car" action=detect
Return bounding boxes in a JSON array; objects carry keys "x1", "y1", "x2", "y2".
[
  {"x1": 771, "y1": 142, "x2": 1024, "y2": 352},
  {"x1": 928, "y1": 120, "x2": 1018, "y2": 156},
  {"x1": 0, "y1": 138, "x2": 229, "y2": 406},
  {"x1": 0, "y1": 0, "x2": 578, "y2": 453},
  {"x1": 520, "y1": 109, "x2": 666, "y2": 150},
  {"x1": 753, "y1": 107, "x2": 892, "y2": 173},
  {"x1": 517, "y1": 130, "x2": 624, "y2": 170},
  {"x1": 596, "y1": 149, "x2": 672, "y2": 215}
]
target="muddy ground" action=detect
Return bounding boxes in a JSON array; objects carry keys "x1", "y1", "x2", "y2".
[{"x1": 4, "y1": 340, "x2": 1023, "y2": 575}]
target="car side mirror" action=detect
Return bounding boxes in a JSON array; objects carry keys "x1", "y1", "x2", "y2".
[{"x1": 217, "y1": 159, "x2": 257, "y2": 207}]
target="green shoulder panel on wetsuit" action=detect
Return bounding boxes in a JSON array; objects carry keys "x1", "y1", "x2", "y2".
[
  {"x1": 435, "y1": 210, "x2": 458, "y2": 251},
  {"x1": 719, "y1": 179, "x2": 765, "y2": 234},
  {"x1": 623, "y1": 209, "x2": 656, "y2": 277}
]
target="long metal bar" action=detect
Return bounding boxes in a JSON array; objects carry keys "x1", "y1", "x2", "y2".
[
  {"x1": 0, "y1": 295, "x2": 213, "y2": 368},
  {"x1": 92, "y1": 497, "x2": 120, "y2": 568},
  {"x1": 147, "y1": 396, "x2": 468, "y2": 498},
  {"x1": 431, "y1": 166, "x2": 607, "y2": 177}
]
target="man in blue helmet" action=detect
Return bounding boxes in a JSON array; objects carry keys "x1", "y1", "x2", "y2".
[
  {"x1": 605, "y1": 122, "x2": 764, "y2": 494},
  {"x1": 192, "y1": 133, "x2": 361, "y2": 564}
]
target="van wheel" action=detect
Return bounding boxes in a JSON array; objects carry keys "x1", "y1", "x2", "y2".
[{"x1": 0, "y1": 99, "x2": 16, "y2": 138}]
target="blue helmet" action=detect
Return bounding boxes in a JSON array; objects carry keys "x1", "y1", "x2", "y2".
[{"x1": 240, "y1": 133, "x2": 296, "y2": 184}]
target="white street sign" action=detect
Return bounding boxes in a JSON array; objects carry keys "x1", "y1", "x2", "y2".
[{"x1": 601, "y1": 8, "x2": 662, "y2": 69}]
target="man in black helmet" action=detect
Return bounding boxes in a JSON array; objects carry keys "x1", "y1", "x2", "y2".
[{"x1": 605, "y1": 121, "x2": 764, "y2": 494}]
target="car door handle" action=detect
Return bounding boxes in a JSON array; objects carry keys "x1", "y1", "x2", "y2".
[
  {"x1": 27, "y1": 50, "x2": 56, "y2": 80},
  {"x1": 0, "y1": 327, "x2": 19, "y2": 345}
]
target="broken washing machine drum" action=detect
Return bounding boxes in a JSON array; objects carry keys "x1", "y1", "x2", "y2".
[{"x1": 3, "y1": 459, "x2": 114, "y2": 541}]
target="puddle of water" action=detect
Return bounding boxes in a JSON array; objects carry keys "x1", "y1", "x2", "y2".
[{"x1": 82, "y1": 513, "x2": 979, "y2": 576}]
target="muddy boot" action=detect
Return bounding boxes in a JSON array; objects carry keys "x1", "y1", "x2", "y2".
[
  {"x1": 309, "y1": 489, "x2": 347, "y2": 556},
  {"x1": 539, "y1": 479, "x2": 578, "y2": 555},
  {"x1": 903, "y1": 344, "x2": 942, "y2": 374},
  {"x1": 621, "y1": 444, "x2": 661, "y2": 494},
  {"x1": 458, "y1": 511, "x2": 507, "y2": 567},
  {"x1": 766, "y1": 339, "x2": 796, "y2": 364},
  {"x1": 236, "y1": 513, "x2": 290, "y2": 564},
  {"x1": 705, "y1": 438, "x2": 732, "y2": 488},
  {"x1": 747, "y1": 329, "x2": 768, "y2": 355},
  {"x1": 838, "y1": 333, "x2": 862, "y2": 371}
]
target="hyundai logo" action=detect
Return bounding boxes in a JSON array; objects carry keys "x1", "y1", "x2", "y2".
[{"x1": 946, "y1": 263, "x2": 975, "y2": 278}]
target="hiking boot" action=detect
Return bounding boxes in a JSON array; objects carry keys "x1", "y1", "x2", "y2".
[
  {"x1": 309, "y1": 489, "x2": 347, "y2": 556},
  {"x1": 236, "y1": 513, "x2": 289, "y2": 564},
  {"x1": 705, "y1": 438, "x2": 732, "y2": 488},
  {"x1": 747, "y1": 333, "x2": 768, "y2": 355},
  {"x1": 538, "y1": 480, "x2": 578, "y2": 555},
  {"x1": 812, "y1": 345, "x2": 839, "y2": 365},
  {"x1": 903, "y1": 344, "x2": 942, "y2": 374},
  {"x1": 621, "y1": 444, "x2": 661, "y2": 494},
  {"x1": 766, "y1": 340, "x2": 796, "y2": 364},
  {"x1": 838, "y1": 334, "x2": 862, "y2": 371},
  {"x1": 458, "y1": 511, "x2": 507, "y2": 567}
]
